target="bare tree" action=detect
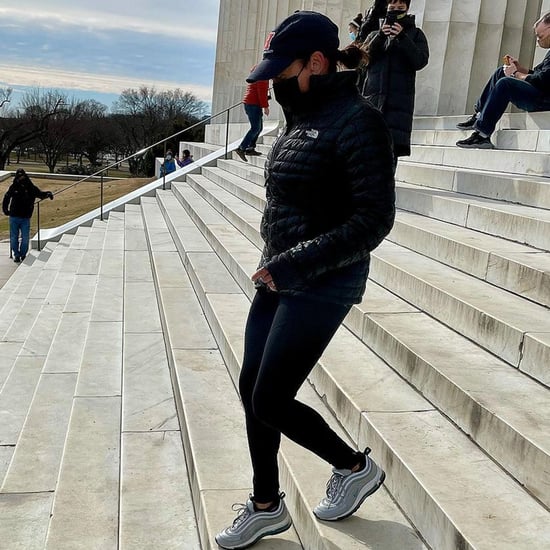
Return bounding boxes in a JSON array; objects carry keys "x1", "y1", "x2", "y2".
[
  {"x1": 0, "y1": 87, "x2": 66, "y2": 170},
  {"x1": 112, "y1": 86, "x2": 207, "y2": 175}
]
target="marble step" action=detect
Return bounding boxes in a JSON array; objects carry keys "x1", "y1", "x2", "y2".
[
  {"x1": 412, "y1": 128, "x2": 550, "y2": 153},
  {"x1": 0, "y1": 242, "x2": 69, "y2": 339},
  {"x1": 216, "y1": 158, "x2": 266, "y2": 188},
  {"x1": 0, "y1": 239, "x2": 59, "y2": 301},
  {"x1": 155, "y1": 195, "x2": 424, "y2": 550},
  {"x1": 191, "y1": 161, "x2": 550, "y2": 315},
  {"x1": 408, "y1": 143, "x2": 550, "y2": 177},
  {"x1": 0, "y1": 232, "x2": 92, "y2": 456},
  {"x1": 396, "y1": 161, "x2": 550, "y2": 210},
  {"x1": 180, "y1": 167, "x2": 550, "y2": 374},
  {"x1": 413, "y1": 112, "x2": 550, "y2": 131},
  {"x1": 371, "y1": 240, "x2": 550, "y2": 369},
  {"x1": 388, "y1": 211, "x2": 550, "y2": 308},
  {"x1": 395, "y1": 181, "x2": 550, "y2": 250},
  {"x1": 44, "y1": 206, "x2": 198, "y2": 549},
  {"x1": 185, "y1": 173, "x2": 263, "y2": 248},
  {"x1": 164, "y1": 187, "x2": 550, "y2": 549},
  {"x1": 202, "y1": 165, "x2": 265, "y2": 209},
  {"x1": 196, "y1": 159, "x2": 550, "y2": 309},
  {"x1": 170, "y1": 176, "x2": 550, "y2": 508},
  {"x1": 0, "y1": 223, "x2": 109, "y2": 495}
]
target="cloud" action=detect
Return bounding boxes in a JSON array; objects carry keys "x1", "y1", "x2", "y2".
[
  {"x1": 0, "y1": 3, "x2": 219, "y2": 43},
  {"x1": 0, "y1": 64, "x2": 213, "y2": 103}
]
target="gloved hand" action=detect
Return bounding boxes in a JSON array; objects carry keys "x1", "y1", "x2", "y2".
[{"x1": 47, "y1": 191, "x2": 54, "y2": 200}]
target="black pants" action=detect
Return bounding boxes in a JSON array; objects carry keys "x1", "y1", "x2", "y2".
[{"x1": 239, "y1": 289, "x2": 358, "y2": 503}]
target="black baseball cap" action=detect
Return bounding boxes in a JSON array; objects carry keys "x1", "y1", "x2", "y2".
[{"x1": 247, "y1": 11, "x2": 340, "y2": 82}]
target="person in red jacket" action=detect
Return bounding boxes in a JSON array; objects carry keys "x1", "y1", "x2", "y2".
[{"x1": 235, "y1": 69, "x2": 270, "y2": 162}]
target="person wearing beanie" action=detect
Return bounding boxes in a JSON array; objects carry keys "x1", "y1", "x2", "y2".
[
  {"x1": 362, "y1": 0, "x2": 429, "y2": 161},
  {"x1": 348, "y1": 13, "x2": 363, "y2": 42},
  {"x1": 215, "y1": 10, "x2": 395, "y2": 550}
]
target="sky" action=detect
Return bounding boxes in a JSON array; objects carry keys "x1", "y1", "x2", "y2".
[{"x1": 0, "y1": 0, "x2": 220, "y2": 112}]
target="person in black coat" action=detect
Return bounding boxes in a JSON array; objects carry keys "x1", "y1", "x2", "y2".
[
  {"x1": 215, "y1": 11, "x2": 395, "y2": 550},
  {"x1": 2, "y1": 168, "x2": 53, "y2": 262},
  {"x1": 358, "y1": 0, "x2": 389, "y2": 41},
  {"x1": 362, "y1": 0, "x2": 429, "y2": 159}
]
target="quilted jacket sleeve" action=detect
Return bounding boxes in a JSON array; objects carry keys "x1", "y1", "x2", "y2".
[{"x1": 266, "y1": 106, "x2": 395, "y2": 290}]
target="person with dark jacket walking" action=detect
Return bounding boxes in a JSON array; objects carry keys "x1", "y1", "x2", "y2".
[
  {"x1": 362, "y1": 0, "x2": 429, "y2": 160},
  {"x1": 215, "y1": 11, "x2": 395, "y2": 550},
  {"x1": 2, "y1": 168, "x2": 53, "y2": 262}
]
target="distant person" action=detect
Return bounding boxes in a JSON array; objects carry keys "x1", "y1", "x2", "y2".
[
  {"x1": 178, "y1": 149, "x2": 194, "y2": 167},
  {"x1": 160, "y1": 149, "x2": 176, "y2": 176},
  {"x1": 235, "y1": 68, "x2": 270, "y2": 162},
  {"x1": 456, "y1": 12, "x2": 550, "y2": 149},
  {"x1": 362, "y1": 0, "x2": 429, "y2": 162},
  {"x1": 215, "y1": 11, "x2": 394, "y2": 550},
  {"x1": 2, "y1": 168, "x2": 53, "y2": 263}
]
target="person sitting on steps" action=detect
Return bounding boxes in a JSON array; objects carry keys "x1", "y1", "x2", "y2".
[{"x1": 456, "y1": 11, "x2": 550, "y2": 150}]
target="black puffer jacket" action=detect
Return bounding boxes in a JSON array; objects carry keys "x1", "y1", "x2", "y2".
[
  {"x1": 362, "y1": 15, "x2": 429, "y2": 156},
  {"x1": 2, "y1": 175, "x2": 51, "y2": 218},
  {"x1": 259, "y1": 71, "x2": 395, "y2": 305}
]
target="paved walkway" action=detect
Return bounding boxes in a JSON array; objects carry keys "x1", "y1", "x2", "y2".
[{"x1": 0, "y1": 240, "x2": 17, "y2": 289}]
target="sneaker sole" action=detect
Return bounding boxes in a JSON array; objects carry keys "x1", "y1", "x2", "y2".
[
  {"x1": 314, "y1": 469, "x2": 386, "y2": 522},
  {"x1": 215, "y1": 518, "x2": 292, "y2": 550},
  {"x1": 456, "y1": 143, "x2": 494, "y2": 149},
  {"x1": 456, "y1": 124, "x2": 476, "y2": 130}
]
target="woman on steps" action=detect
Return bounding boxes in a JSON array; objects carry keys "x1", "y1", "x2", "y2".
[{"x1": 215, "y1": 11, "x2": 395, "y2": 550}]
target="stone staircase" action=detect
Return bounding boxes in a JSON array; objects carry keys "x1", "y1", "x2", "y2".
[{"x1": 1, "y1": 113, "x2": 550, "y2": 549}]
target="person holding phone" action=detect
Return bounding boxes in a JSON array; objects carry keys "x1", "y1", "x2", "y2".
[
  {"x1": 456, "y1": 12, "x2": 550, "y2": 149},
  {"x1": 361, "y1": 0, "x2": 429, "y2": 163}
]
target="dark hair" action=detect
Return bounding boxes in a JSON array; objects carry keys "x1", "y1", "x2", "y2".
[
  {"x1": 387, "y1": 0, "x2": 411, "y2": 7},
  {"x1": 329, "y1": 45, "x2": 369, "y2": 71},
  {"x1": 538, "y1": 11, "x2": 550, "y2": 26},
  {"x1": 182, "y1": 149, "x2": 191, "y2": 157},
  {"x1": 350, "y1": 13, "x2": 363, "y2": 30}
]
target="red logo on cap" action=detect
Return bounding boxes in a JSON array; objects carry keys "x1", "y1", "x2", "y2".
[{"x1": 263, "y1": 31, "x2": 275, "y2": 52}]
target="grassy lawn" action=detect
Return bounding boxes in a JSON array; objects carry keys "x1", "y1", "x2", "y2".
[{"x1": 0, "y1": 173, "x2": 154, "y2": 241}]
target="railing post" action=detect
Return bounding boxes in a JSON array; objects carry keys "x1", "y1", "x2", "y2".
[
  {"x1": 36, "y1": 201, "x2": 41, "y2": 252},
  {"x1": 100, "y1": 173, "x2": 104, "y2": 221},
  {"x1": 225, "y1": 109, "x2": 230, "y2": 160},
  {"x1": 163, "y1": 142, "x2": 167, "y2": 190}
]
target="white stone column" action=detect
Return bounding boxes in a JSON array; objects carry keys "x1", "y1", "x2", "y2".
[{"x1": 211, "y1": 0, "x2": 547, "y2": 122}]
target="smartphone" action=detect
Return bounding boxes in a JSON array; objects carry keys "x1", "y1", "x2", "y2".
[{"x1": 384, "y1": 11, "x2": 399, "y2": 26}]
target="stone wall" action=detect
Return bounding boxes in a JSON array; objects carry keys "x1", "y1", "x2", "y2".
[{"x1": 211, "y1": 0, "x2": 547, "y2": 121}]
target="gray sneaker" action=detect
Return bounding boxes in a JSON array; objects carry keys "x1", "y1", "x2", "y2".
[
  {"x1": 215, "y1": 493, "x2": 292, "y2": 549},
  {"x1": 313, "y1": 448, "x2": 385, "y2": 521}
]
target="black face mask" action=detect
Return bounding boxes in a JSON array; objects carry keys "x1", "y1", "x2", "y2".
[
  {"x1": 387, "y1": 8, "x2": 408, "y2": 19},
  {"x1": 273, "y1": 76, "x2": 305, "y2": 112}
]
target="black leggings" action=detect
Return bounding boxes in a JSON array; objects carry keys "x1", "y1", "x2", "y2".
[{"x1": 239, "y1": 289, "x2": 358, "y2": 503}]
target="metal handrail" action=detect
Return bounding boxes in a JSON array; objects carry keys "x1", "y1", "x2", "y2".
[{"x1": 33, "y1": 99, "x2": 245, "y2": 250}]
